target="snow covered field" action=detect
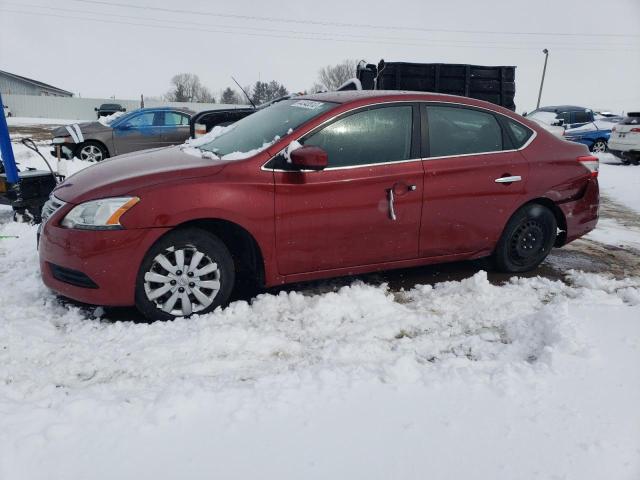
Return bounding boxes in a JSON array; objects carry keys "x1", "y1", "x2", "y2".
[{"x1": 1, "y1": 131, "x2": 640, "y2": 479}]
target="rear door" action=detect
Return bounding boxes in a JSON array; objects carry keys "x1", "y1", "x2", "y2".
[
  {"x1": 160, "y1": 111, "x2": 191, "y2": 146},
  {"x1": 419, "y1": 103, "x2": 531, "y2": 257},
  {"x1": 273, "y1": 103, "x2": 424, "y2": 275}
]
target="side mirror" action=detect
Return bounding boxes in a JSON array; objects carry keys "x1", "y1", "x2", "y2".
[
  {"x1": 522, "y1": 111, "x2": 528, "y2": 117},
  {"x1": 552, "y1": 119, "x2": 565, "y2": 127},
  {"x1": 122, "y1": 108, "x2": 127, "y2": 112},
  {"x1": 290, "y1": 146, "x2": 328, "y2": 171},
  {"x1": 94, "y1": 107, "x2": 98, "y2": 111}
]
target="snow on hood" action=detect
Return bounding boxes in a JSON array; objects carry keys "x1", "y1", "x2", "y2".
[{"x1": 181, "y1": 124, "x2": 279, "y2": 161}]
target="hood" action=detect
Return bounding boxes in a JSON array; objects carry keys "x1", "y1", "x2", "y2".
[
  {"x1": 52, "y1": 121, "x2": 112, "y2": 138},
  {"x1": 53, "y1": 146, "x2": 225, "y2": 203}
]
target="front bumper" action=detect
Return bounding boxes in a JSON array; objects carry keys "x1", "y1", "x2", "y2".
[
  {"x1": 558, "y1": 178, "x2": 599, "y2": 244},
  {"x1": 39, "y1": 218, "x2": 170, "y2": 306}
]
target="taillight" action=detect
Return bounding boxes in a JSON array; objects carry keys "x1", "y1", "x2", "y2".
[
  {"x1": 577, "y1": 155, "x2": 599, "y2": 178},
  {"x1": 630, "y1": 128, "x2": 640, "y2": 133},
  {"x1": 611, "y1": 126, "x2": 616, "y2": 132},
  {"x1": 194, "y1": 123, "x2": 207, "y2": 138}
]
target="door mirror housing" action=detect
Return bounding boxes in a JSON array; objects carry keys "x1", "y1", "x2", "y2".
[{"x1": 290, "y1": 146, "x2": 328, "y2": 171}]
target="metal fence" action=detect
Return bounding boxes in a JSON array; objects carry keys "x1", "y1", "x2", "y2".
[{"x1": 3, "y1": 94, "x2": 246, "y2": 120}]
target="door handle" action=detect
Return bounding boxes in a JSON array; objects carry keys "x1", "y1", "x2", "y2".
[
  {"x1": 387, "y1": 188, "x2": 397, "y2": 221},
  {"x1": 495, "y1": 175, "x2": 522, "y2": 184}
]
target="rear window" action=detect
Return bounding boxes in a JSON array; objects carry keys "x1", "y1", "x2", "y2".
[
  {"x1": 506, "y1": 119, "x2": 533, "y2": 148},
  {"x1": 573, "y1": 110, "x2": 592, "y2": 123}
]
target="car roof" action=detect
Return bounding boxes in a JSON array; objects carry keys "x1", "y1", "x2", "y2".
[
  {"x1": 536, "y1": 105, "x2": 590, "y2": 112},
  {"x1": 134, "y1": 106, "x2": 195, "y2": 114}
]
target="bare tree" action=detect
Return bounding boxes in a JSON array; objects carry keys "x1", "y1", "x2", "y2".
[
  {"x1": 316, "y1": 60, "x2": 358, "y2": 91},
  {"x1": 165, "y1": 73, "x2": 215, "y2": 103}
]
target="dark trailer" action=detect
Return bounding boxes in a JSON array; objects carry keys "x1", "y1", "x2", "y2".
[{"x1": 355, "y1": 60, "x2": 516, "y2": 111}]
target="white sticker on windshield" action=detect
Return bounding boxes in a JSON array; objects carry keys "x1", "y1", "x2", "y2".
[{"x1": 290, "y1": 100, "x2": 324, "y2": 110}]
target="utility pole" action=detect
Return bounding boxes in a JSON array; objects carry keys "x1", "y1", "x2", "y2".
[{"x1": 536, "y1": 48, "x2": 549, "y2": 109}]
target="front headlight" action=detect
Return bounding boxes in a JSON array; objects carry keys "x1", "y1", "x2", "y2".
[{"x1": 61, "y1": 197, "x2": 140, "y2": 230}]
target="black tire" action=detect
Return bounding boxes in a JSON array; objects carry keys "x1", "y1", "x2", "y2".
[
  {"x1": 75, "y1": 141, "x2": 108, "y2": 162},
  {"x1": 135, "y1": 228, "x2": 235, "y2": 321},
  {"x1": 493, "y1": 204, "x2": 557, "y2": 273}
]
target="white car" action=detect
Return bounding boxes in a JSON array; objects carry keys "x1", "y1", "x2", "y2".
[{"x1": 608, "y1": 112, "x2": 640, "y2": 165}]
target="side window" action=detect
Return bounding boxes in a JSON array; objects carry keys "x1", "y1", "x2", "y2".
[
  {"x1": 164, "y1": 112, "x2": 189, "y2": 126},
  {"x1": 427, "y1": 106, "x2": 503, "y2": 157},
  {"x1": 121, "y1": 112, "x2": 154, "y2": 128},
  {"x1": 573, "y1": 110, "x2": 591, "y2": 124},
  {"x1": 557, "y1": 112, "x2": 571, "y2": 124},
  {"x1": 302, "y1": 106, "x2": 413, "y2": 167},
  {"x1": 505, "y1": 118, "x2": 533, "y2": 148}
]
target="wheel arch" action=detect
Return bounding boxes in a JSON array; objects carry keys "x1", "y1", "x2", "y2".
[
  {"x1": 514, "y1": 197, "x2": 567, "y2": 247},
  {"x1": 168, "y1": 218, "x2": 266, "y2": 288}
]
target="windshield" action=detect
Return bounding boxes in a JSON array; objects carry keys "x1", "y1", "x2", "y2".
[{"x1": 197, "y1": 99, "x2": 336, "y2": 157}]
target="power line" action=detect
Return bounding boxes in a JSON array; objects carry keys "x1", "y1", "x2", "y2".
[
  {"x1": 2, "y1": 8, "x2": 639, "y2": 53},
  {"x1": 7, "y1": 1, "x2": 638, "y2": 48},
  {"x1": 69, "y1": 0, "x2": 640, "y2": 39}
]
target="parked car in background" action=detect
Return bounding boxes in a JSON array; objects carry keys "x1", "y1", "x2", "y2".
[
  {"x1": 526, "y1": 105, "x2": 614, "y2": 152},
  {"x1": 190, "y1": 108, "x2": 255, "y2": 138},
  {"x1": 39, "y1": 91, "x2": 600, "y2": 320},
  {"x1": 95, "y1": 103, "x2": 126, "y2": 118},
  {"x1": 3, "y1": 104, "x2": 11, "y2": 117},
  {"x1": 50, "y1": 107, "x2": 194, "y2": 161},
  {"x1": 608, "y1": 112, "x2": 640, "y2": 165}
]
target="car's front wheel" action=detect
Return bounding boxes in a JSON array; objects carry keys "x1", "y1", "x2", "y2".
[
  {"x1": 76, "y1": 141, "x2": 107, "y2": 162},
  {"x1": 590, "y1": 139, "x2": 607, "y2": 153},
  {"x1": 135, "y1": 228, "x2": 235, "y2": 321},
  {"x1": 493, "y1": 203, "x2": 557, "y2": 273}
]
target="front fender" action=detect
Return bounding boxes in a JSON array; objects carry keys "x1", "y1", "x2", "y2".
[{"x1": 119, "y1": 172, "x2": 278, "y2": 282}]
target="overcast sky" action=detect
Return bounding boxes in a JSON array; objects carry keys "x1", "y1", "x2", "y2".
[{"x1": 1, "y1": 0, "x2": 639, "y2": 113}]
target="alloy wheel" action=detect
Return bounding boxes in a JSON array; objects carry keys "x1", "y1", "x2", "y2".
[
  {"x1": 79, "y1": 144, "x2": 104, "y2": 161},
  {"x1": 143, "y1": 245, "x2": 221, "y2": 317},
  {"x1": 592, "y1": 140, "x2": 607, "y2": 153}
]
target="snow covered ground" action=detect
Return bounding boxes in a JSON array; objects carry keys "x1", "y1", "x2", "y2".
[
  {"x1": 6, "y1": 117, "x2": 85, "y2": 126},
  {"x1": 1, "y1": 133, "x2": 639, "y2": 479},
  {"x1": 597, "y1": 153, "x2": 640, "y2": 215}
]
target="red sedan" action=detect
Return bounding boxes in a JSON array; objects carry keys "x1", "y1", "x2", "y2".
[{"x1": 38, "y1": 91, "x2": 599, "y2": 320}]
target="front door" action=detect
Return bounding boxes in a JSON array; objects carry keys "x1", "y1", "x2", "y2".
[
  {"x1": 272, "y1": 103, "x2": 424, "y2": 275},
  {"x1": 113, "y1": 111, "x2": 163, "y2": 154},
  {"x1": 419, "y1": 104, "x2": 530, "y2": 257}
]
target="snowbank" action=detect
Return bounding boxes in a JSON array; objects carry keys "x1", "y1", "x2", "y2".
[
  {"x1": 10, "y1": 139, "x2": 94, "y2": 178},
  {"x1": 596, "y1": 153, "x2": 640, "y2": 214},
  {"x1": 0, "y1": 221, "x2": 639, "y2": 479}
]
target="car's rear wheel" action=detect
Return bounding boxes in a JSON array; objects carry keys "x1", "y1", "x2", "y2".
[
  {"x1": 135, "y1": 228, "x2": 235, "y2": 321},
  {"x1": 493, "y1": 204, "x2": 557, "y2": 273},
  {"x1": 76, "y1": 141, "x2": 107, "y2": 162},
  {"x1": 590, "y1": 139, "x2": 607, "y2": 153}
]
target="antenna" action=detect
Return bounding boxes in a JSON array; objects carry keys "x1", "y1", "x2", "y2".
[{"x1": 231, "y1": 77, "x2": 256, "y2": 109}]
